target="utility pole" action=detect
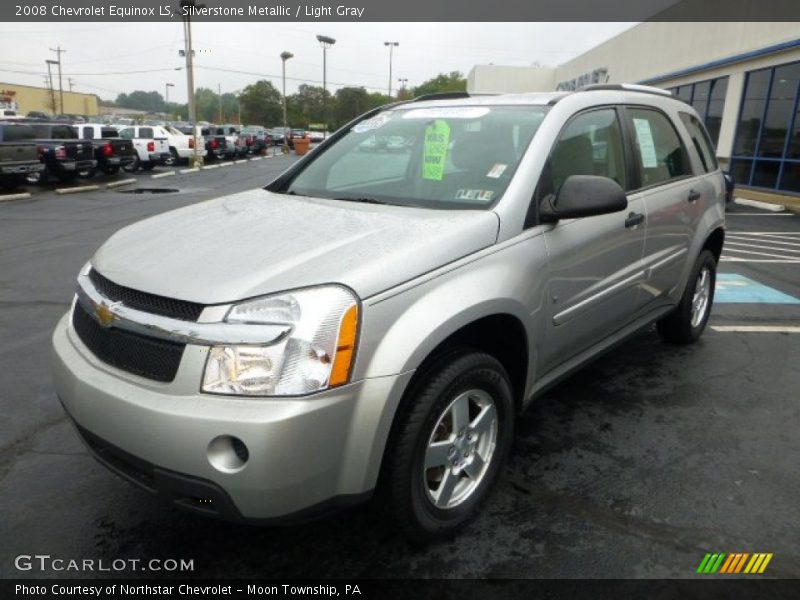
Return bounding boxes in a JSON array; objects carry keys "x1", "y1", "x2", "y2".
[
  {"x1": 218, "y1": 83, "x2": 222, "y2": 122},
  {"x1": 50, "y1": 46, "x2": 65, "y2": 114},
  {"x1": 180, "y1": 0, "x2": 202, "y2": 167},
  {"x1": 384, "y1": 42, "x2": 399, "y2": 98},
  {"x1": 316, "y1": 35, "x2": 335, "y2": 136},
  {"x1": 45, "y1": 60, "x2": 57, "y2": 115}
]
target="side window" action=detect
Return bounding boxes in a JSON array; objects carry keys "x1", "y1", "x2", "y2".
[
  {"x1": 81, "y1": 127, "x2": 94, "y2": 140},
  {"x1": 139, "y1": 127, "x2": 154, "y2": 139},
  {"x1": 546, "y1": 108, "x2": 628, "y2": 195},
  {"x1": 627, "y1": 108, "x2": 692, "y2": 187},
  {"x1": 679, "y1": 112, "x2": 719, "y2": 173},
  {"x1": 119, "y1": 128, "x2": 134, "y2": 139}
]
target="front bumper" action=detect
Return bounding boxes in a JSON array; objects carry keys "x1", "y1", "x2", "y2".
[{"x1": 51, "y1": 312, "x2": 412, "y2": 521}]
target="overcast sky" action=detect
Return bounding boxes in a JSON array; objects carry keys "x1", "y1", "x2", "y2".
[{"x1": 0, "y1": 22, "x2": 637, "y2": 102}]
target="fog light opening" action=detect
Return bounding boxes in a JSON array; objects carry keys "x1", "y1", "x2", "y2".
[{"x1": 207, "y1": 435, "x2": 249, "y2": 473}]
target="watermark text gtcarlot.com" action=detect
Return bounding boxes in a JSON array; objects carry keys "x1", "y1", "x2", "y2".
[{"x1": 14, "y1": 554, "x2": 195, "y2": 573}]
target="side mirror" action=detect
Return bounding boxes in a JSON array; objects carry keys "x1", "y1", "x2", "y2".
[{"x1": 540, "y1": 175, "x2": 627, "y2": 222}]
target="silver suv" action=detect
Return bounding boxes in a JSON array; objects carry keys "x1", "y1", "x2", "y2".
[{"x1": 52, "y1": 84, "x2": 725, "y2": 540}]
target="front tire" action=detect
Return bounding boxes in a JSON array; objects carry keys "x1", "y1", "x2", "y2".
[
  {"x1": 657, "y1": 249, "x2": 716, "y2": 345},
  {"x1": 381, "y1": 348, "x2": 514, "y2": 543}
]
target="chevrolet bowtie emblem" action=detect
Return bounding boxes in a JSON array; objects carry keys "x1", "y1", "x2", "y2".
[{"x1": 94, "y1": 302, "x2": 117, "y2": 328}]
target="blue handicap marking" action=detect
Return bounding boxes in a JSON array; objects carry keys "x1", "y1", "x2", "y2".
[{"x1": 715, "y1": 273, "x2": 800, "y2": 304}]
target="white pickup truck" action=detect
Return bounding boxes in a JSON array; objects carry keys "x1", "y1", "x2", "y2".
[
  {"x1": 117, "y1": 125, "x2": 170, "y2": 172},
  {"x1": 161, "y1": 124, "x2": 206, "y2": 166}
]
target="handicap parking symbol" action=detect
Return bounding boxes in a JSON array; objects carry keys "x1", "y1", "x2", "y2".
[{"x1": 715, "y1": 273, "x2": 800, "y2": 304}]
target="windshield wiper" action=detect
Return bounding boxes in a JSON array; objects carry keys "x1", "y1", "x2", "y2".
[{"x1": 332, "y1": 196, "x2": 389, "y2": 205}]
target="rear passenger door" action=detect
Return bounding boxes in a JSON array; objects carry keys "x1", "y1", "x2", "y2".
[
  {"x1": 539, "y1": 107, "x2": 647, "y2": 373},
  {"x1": 622, "y1": 106, "x2": 702, "y2": 308}
]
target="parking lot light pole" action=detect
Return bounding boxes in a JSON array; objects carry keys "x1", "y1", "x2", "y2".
[
  {"x1": 280, "y1": 51, "x2": 293, "y2": 152},
  {"x1": 384, "y1": 41, "x2": 398, "y2": 98},
  {"x1": 316, "y1": 35, "x2": 335, "y2": 136},
  {"x1": 50, "y1": 46, "x2": 65, "y2": 115},
  {"x1": 398, "y1": 77, "x2": 408, "y2": 97},
  {"x1": 165, "y1": 83, "x2": 174, "y2": 119}
]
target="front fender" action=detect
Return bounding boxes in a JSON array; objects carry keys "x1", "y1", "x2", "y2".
[{"x1": 354, "y1": 231, "x2": 549, "y2": 396}]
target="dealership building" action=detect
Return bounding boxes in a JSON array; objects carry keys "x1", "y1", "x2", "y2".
[
  {"x1": 0, "y1": 82, "x2": 99, "y2": 117},
  {"x1": 468, "y1": 22, "x2": 800, "y2": 198}
]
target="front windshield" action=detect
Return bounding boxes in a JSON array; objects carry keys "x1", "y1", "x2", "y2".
[{"x1": 283, "y1": 104, "x2": 548, "y2": 209}]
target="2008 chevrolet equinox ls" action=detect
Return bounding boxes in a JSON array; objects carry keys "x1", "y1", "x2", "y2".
[{"x1": 52, "y1": 84, "x2": 725, "y2": 541}]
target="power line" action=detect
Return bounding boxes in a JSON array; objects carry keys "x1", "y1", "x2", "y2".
[{"x1": 196, "y1": 65, "x2": 389, "y2": 93}]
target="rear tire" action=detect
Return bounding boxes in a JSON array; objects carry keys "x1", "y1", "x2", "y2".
[
  {"x1": 77, "y1": 167, "x2": 96, "y2": 179},
  {"x1": 123, "y1": 155, "x2": 140, "y2": 173},
  {"x1": 657, "y1": 249, "x2": 716, "y2": 345},
  {"x1": 380, "y1": 348, "x2": 514, "y2": 543},
  {"x1": 26, "y1": 169, "x2": 47, "y2": 185},
  {"x1": 140, "y1": 162, "x2": 155, "y2": 171},
  {"x1": 164, "y1": 148, "x2": 179, "y2": 167}
]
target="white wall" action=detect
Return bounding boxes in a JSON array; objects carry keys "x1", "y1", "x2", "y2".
[
  {"x1": 467, "y1": 65, "x2": 555, "y2": 94},
  {"x1": 555, "y1": 22, "x2": 800, "y2": 87}
]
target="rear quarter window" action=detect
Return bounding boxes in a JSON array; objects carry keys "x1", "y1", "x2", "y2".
[
  {"x1": 1, "y1": 124, "x2": 36, "y2": 141},
  {"x1": 679, "y1": 112, "x2": 719, "y2": 173},
  {"x1": 139, "y1": 127, "x2": 154, "y2": 139},
  {"x1": 101, "y1": 128, "x2": 119, "y2": 138},
  {"x1": 52, "y1": 125, "x2": 77, "y2": 139}
]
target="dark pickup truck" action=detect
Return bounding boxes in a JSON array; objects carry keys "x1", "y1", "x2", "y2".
[
  {"x1": 27, "y1": 122, "x2": 96, "y2": 184},
  {"x1": 0, "y1": 121, "x2": 44, "y2": 189},
  {"x1": 73, "y1": 124, "x2": 136, "y2": 177},
  {"x1": 198, "y1": 126, "x2": 227, "y2": 162}
]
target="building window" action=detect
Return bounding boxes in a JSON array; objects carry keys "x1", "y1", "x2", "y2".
[
  {"x1": 667, "y1": 76, "x2": 729, "y2": 146},
  {"x1": 730, "y1": 60, "x2": 800, "y2": 195}
]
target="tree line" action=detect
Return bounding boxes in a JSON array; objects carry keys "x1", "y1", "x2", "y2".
[{"x1": 112, "y1": 72, "x2": 466, "y2": 129}]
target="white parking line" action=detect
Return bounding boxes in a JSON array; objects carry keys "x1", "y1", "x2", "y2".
[
  {"x1": 180, "y1": 167, "x2": 200, "y2": 174},
  {"x1": 219, "y1": 162, "x2": 234, "y2": 167},
  {"x1": 734, "y1": 198, "x2": 785, "y2": 212},
  {"x1": 721, "y1": 257, "x2": 800, "y2": 263},
  {"x1": 727, "y1": 213, "x2": 795, "y2": 217},
  {"x1": 151, "y1": 170, "x2": 176, "y2": 179},
  {"x1": 725, "y1": 241, "x2": 800, "y2": 255},
  {"x1": 234, "y1": 159, "x2": 248, "y2": 164},
  {"x1": 250, "y1": 156, "x2": 263, "y2": 161},
  {"x1": 728, "y1": 235, "x2": 800, "y2": 248},
  {"x1": 0, "y1": 192, "x2": 32, "y2": 201},
  {"x1": 711, "y1": 325, "x2": 800, "y2": 333},
  {"x1": 55, "y1": 185, "x2": 99, "y2": 195},
  {"x1": 202, "y1": 164, "x2": 220, "y2": 170}
]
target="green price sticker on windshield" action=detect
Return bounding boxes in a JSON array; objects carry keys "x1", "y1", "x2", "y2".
[{"x1": 422, "y1": 120, "x2": 450, "y2": 181}]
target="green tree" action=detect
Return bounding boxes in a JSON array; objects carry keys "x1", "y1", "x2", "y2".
[
  {"x1": 332, "y1": 87, "x2": 372, "y2": 128},
  {"x1": 412, "y1": 72, "x2": 467, "y2": 97},
  {"x1": 238, "y1": 80, "x2": 282, "y2": 126},
  {"x1": 287, "y1": 84, "x2": 331, "y2": 128},
  {"x1": 114, "y1": 90, "x2": 165, "y2": 112},
  {"x1": 194, "y1": 87, "x2": 218, "y2": 122}
]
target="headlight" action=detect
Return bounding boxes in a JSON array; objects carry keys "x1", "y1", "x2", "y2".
[{"x1": 201, "y1": 286, "x2": 359, "y2": 396}]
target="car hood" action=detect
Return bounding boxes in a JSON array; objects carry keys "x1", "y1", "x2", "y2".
[{"x1": 92, "y1": 188, "x2": 499, "y2": 304}]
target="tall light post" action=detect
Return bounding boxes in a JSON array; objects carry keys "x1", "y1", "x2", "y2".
[
  {"x1": 280, "y1": 51, "x2": 293, "y2": 149},
  {"x1": 165, "y1": 82, "x2": 174, "y2": 119},
  {"x1": 218, "y1": 83, "x2": 223, "y2": 122},
  {"x1": 316, "y1": 35, "x2": 335, "y2": 136},
  {"x1": 179, "y1": 0, "x2": 204, "y2": 167},
  {"x1": 384, "y1": 41, "x2": 399, "y2": 98},
  {"x1": 50, "y1": 46, "x2": 65, "y2": 114},
  {"x1": 45, "y1": 60, "x2": 57, "y2": 115}
]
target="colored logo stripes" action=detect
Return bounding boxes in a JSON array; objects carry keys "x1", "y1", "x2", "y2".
[{"x1": 697, "y1": 553, "x2": 773, "y2": 574}]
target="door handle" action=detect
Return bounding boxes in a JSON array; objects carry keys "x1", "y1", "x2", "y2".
[
  {"x1": 625, "y1": 212, "x2": 645, "y2": 228},
  {"x1": 687, "y1": 189, "x2": 701, "y2": 202}
]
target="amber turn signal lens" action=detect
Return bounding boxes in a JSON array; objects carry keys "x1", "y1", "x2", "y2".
[{"x1": 329, "y1": 304, "x2": 358, "y2": 387}]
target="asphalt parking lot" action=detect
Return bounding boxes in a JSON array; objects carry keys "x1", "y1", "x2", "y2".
[{"x1": 1, "y1": 167, "x2": 799, "y2": 579}]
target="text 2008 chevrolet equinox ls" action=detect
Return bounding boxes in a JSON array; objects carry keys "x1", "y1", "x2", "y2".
[{"x1": 52, "y1": 84, "x2": 725, "y2": 541}]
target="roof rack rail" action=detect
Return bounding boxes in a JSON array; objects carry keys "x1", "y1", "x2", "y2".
[
  {"x1": 579, "y1": 83, "x2": 672, "y2": 97},
  {"x1": 412, "y1": 91, "x2": 471, "y2": 102}
]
